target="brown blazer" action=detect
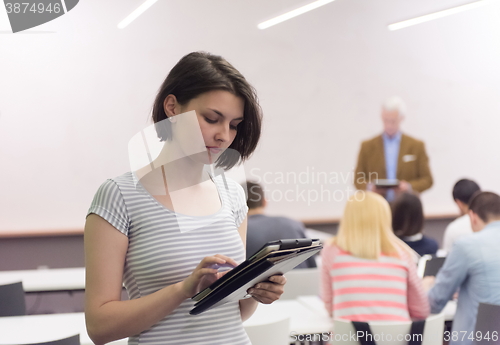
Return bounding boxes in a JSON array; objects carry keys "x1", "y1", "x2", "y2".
[{"x1": 354, "y1": 133, "x2": 433, "y2": 193}]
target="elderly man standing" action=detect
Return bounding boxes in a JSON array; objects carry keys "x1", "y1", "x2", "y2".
[{"x1": 354, "y1": 96, "x2": 433, "y2": 200}]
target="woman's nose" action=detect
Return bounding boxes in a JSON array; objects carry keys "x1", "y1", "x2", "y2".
[{"x1": 216, "y1": 124, "x2": 231, "y2": 142}]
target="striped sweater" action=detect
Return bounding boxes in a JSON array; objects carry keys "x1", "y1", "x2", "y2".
[{"x1": 320, "y1": 243, "x2": 429, "y2": 321}]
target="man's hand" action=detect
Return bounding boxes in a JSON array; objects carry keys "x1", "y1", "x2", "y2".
[
  {"x1": 368, "y1": 182, "x2": 387, "y2": 196},
  {"x1": 398, "y1": 180, "x2": 412, "y2": 192}
]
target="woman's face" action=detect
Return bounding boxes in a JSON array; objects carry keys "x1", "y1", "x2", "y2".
[{"x1": 166, "y1": 90, "x2": 245, "y2": 164}]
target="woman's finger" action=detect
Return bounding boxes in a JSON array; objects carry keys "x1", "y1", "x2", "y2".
[
  {"x1": 213, "y1": 254, "x2": 239, "y2": 267},
  {"x1": 194, "y1": 267, "x2": 218, "y2": 277},
  {"x1": 195, "y1": 256, "x2": 226, "y2": 271},
  {"x1": 249, "y1": 289, "x2": 277, "y2": 304},
  {"x1": 268, "y1": 275, "x2": 287, "y2": 285},
  {"x1": 252, "y1": 282, "x2": 284, "y2": 293}
]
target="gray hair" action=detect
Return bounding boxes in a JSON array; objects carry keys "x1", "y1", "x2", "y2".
[{"x1": 382, "y1": 96, "x2": 407, "y2": 117}]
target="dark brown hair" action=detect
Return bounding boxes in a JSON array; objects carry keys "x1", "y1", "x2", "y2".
[
  {"x1": 452, "y1": 179, "x2": 480, "y2": 205},
  {"x1": 468, "y1": 191, "x2": 500, "y2": 222},
  {"x1": 244, "y1": 181, "x2": 265, "y2": 209},
  {"x1": 151, "y1": 52, "x2": 262, "y2": 170},
  {"x1": 391, "y1": 192, "x2": 424, "y2": 237}
]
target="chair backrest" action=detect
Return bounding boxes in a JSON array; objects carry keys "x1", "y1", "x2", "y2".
[
  {"x1": 0, "y1": 281, "x2": 26, "y2": 317},
  {"x1": 474, "y1": 303, "x2": 500, "y2": 345},
  {"x1": 280, "y1": 268, "x2": 319, "y2": 300},
  {"x1": 244, "y1": 315, "x2": 290, "y2": 345},
  {"x1": 333, "y1": 313, "x2": 445, "y2": 345}
]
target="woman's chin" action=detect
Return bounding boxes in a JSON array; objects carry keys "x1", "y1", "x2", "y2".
[{"x1": 188, "y1": 151, "x2": 217, "y2": 165}]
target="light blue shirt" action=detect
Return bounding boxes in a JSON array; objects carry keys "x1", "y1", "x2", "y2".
[
  {"x1": 428, "y1": 221, "x2": 500, "y2": 345},
  {"x1": 382, "y1": 132, "x2": 401, "y2": 201}
]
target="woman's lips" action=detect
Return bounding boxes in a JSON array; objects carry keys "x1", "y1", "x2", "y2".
[{"x1": 206, "y1": 147, "x2": 222, "y2": 154}]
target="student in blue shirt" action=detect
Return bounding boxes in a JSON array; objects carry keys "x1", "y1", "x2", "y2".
[{"x1": 424, "y1": 192, "x2": 500, "y2": 345}]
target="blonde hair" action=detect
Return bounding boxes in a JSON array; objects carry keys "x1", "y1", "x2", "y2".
[{"x1": 333, "y1": 191, "x2": 413, "y2": 260}]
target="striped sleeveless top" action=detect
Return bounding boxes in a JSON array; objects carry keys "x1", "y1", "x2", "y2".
[
  {"x1": 87, "y1": 171, "x2": 251, "y2": 345},
  {"x1": 321, "y1": 243, "x2": 429, "y2": 322}
]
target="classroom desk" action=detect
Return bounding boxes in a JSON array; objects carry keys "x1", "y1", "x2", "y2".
[
  {"x1": 0, "y1": 268, "x2": 85, "y2": 293},
  {"x1": 0, "y1": 313, "x2": 127, "y2": 345}
]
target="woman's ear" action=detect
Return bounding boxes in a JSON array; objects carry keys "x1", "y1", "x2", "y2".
[{"x1": 163, "y1": 94, "x2": 179, "y2": 118}]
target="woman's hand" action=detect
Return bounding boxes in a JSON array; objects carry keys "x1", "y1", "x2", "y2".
[
  {"x1": 247, "y1": 274, "x2": 287, "y2": 304},
  {"x1": 421, "y1": 275, "x2": 436, "y2": 293},
  {"x1": 181, "y1": 254, "x2": 238, "y2": 298}
]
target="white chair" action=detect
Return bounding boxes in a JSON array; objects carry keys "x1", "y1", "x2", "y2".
[
  {"x1": 332, "y1": 313, "x2": 445, "y2": 345},
  {"x1": 281, "y1": 268, "x2": 320, "y2": 300},
  {"x1": 244, "y1": 313, "x2": 290, "y2": 345}
]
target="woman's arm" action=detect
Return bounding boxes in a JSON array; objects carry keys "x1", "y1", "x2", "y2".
[
  {"x1": 85, "y1": 214, "x2": 234, "y2": 345},
  {"x1": 320, "y1": 243, "x2": 334, "y2": 317},
  {"x1": 402, "y1": 249, "x2": 430, "y2": 319}
]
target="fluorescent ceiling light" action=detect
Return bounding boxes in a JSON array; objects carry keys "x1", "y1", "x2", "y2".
[
  {"x1": 118, "y1": 0, "x2": 158, "y2": 29},
  {"x1": 388, "y1": 0, "x2": 492, "y2": 31},
  {"x1": 258, "y1": 0, "x2": 336, "y2": 30}
]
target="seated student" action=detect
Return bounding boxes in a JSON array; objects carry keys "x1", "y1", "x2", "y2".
[
  {"x1": 320, "y1": 191, "x2": 429, "y2": 321},
  {"x1": 442, "y1": 179, "x2": 480, "y2": 254},
  {"x1": 425, "y1": 192, "x2": 500, "y2": 345},
  {"x1": 391, "y1": 192, "x2": 438, "y2": 256},
  {"x1": 244, "y1": 181, "x2": 316, "y2": 269}
]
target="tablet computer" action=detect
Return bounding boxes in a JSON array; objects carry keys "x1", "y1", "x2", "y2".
[
  {"x1": 190, "y1": 238, "x2": 322, "y2": 315},
  {"x1": 374, "y1": 179, "x2": 400, "y2": 188},
  {"x1": 417, "y1": 255, "x2": 446, "y2": 278}
]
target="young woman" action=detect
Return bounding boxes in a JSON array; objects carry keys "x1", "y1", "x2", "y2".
[
  {"x1": 391, "y1": 192, "x2": 439, "y2": 256},
  {"x1": 84, "y1": 52, "x2": 286, "y2": 345},
  {"x1": 320, "y1": 191, "x2": 429, "y2": 321}
]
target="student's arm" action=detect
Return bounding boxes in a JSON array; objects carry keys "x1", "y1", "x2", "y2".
[
  {"x1": 237, "y1": 217, "x2": 286, "y2": 321},
  {"x1": 428, "y1": 241, "x2": 469, "y2": 314},
  {"x1": 402, "y1": 250, "x2": 430, "y2": 319},
  {"x1": 320, "y1": 243, "x2": 334, "y2": 317},
  {"x1": 85, "y1": 214, "x2": 235, "y2": 345}
]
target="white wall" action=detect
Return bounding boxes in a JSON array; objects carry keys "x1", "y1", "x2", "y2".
[{"x1": 1, "y1": 0, "x2": 500, "y2": 231}]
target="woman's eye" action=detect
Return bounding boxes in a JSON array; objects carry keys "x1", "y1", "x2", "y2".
[
  {"x1": 230, "y1": 122, "x2": 242, "y2": 130},
  {"x1": 204, "y1": 117, "x2": 217, "y2": 124}
]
